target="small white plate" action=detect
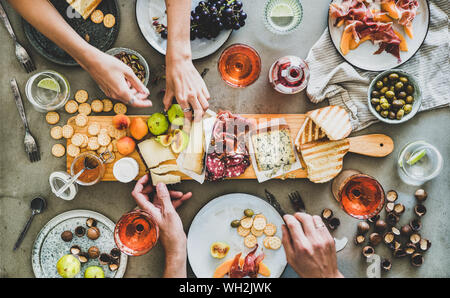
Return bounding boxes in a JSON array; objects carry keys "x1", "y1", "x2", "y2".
[
  {"x1": 328, "y1": 0, "x2": 430, "y2": 71},
  {"x1": 136, "y1": 0, "x2": 232, "y2": 60},
  {"x1": 32, "y1": 210, "x2": 127, "y2": 278},
  {"x1": 187, "y1": 193, "x2": 287, "y2": 278}
]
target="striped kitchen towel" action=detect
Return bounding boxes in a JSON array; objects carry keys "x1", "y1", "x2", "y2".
[{"x1": 305, "y1": 0, "x2": 450, "y2": 131}]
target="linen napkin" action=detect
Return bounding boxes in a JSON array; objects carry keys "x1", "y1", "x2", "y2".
[{"x1": 305, "y1": 0, "x2": 450, "y2": 131}]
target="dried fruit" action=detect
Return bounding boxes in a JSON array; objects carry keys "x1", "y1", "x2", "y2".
[
  {"x1": 61, "y1": 230, "x2": 73, "y2": 242},
  {"x1": 414, "y1": 189, "x2": 427, "y2": 202},
  {"x1": 87, "y1": 227, "x2": 101, "y2": 240}
]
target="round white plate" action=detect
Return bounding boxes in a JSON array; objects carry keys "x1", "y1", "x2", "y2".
[
  {"x1": 328, "y1": 0, "x2": 430, "y2": 71},
  {"x1": 136, "y1": 0, "x2": 232, "y2": 60},
  {"x1": 32, "y1": 210, "x2": 127, "y2": 278},
  {"x1": 187, "y1": 193, "x2": 287, "y2": 278}
]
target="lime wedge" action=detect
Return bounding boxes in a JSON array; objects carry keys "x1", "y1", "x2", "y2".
[
  {"x1": 37, "y1": 78, "x2": 60, "y2": 93},
  {"x1": 270, "y1": 3, "x2": 294, "y2": 18},
  {"x1": 406, "y1": 149, "x2": 427, "y2": 166}
]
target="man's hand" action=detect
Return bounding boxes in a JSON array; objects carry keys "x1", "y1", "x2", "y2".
[{"x1": 282, "y1": 213, "x2": 344, "y2": 278}]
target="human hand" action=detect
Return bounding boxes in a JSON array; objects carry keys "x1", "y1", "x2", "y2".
[
  {"x1": 282, "y1": 212, "x2": 343, "y2": 278},
  {"x1": 131, "y1": 174, "x2": 192, "y2": 254},
  {"x1": 163, "y1": 56, "x2": 210, "y2": 122},
  {"x1": 81, "y1": 48, "x2": 152, "y2": 108}
]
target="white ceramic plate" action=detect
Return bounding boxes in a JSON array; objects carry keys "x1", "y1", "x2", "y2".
[
  {"x1": 32, "y1": 210, "x2": 127, "y2": 278},
  {"x1": 136, "y1": 0, "x2": 232, "y2": 60},
  {"x1": 328, "y1": 0, "x2": 430, "y2": 71},
  {"x1": 187, "y1": 193, "x2": 287, "y2": 278}
]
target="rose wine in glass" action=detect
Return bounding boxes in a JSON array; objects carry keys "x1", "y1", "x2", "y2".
[
  {"x1": 114, "y1": 210, "x2": 159, "y2": 256},
  {"x1": 218, "y1": 43, "x2": 261, "y2": 88}
]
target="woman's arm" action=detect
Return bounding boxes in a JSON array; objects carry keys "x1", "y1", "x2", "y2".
[
  {"x1": 7, "y1": 0, "x2": 151, "y2": 107},
  {"x1": 163, "y1": 0, "x2": 210, "y2": 122}
]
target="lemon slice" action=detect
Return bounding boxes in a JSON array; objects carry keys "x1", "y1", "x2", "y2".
[
  {"x1": 37, "y1": 77, "x2": 60, "y2": 92},
  {"x1": 407, "y1": 149, "x2": 427, "y2": 166},
  {"x1": 270, "y1": 3, "x2": 294, "y2": 18}
]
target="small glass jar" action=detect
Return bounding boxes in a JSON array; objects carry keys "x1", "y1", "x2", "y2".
[{"x1": 70, "y1": 151, "x2": 112, "y2": 186}]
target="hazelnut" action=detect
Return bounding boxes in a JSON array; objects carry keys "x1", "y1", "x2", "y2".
[
  {"x1": 75, "y1": 226, "x2": 86, "y2": 237},
  {"x1": 385, "y1": 202, "x2": 395, "y2": 213},
  {"x1": 381, "y1": 258, "x2": 392, "y2": 271},
  {"x1": 386, "y1": 190, "x2": 398, "y2": 202},
  {"x1": 419, "y1": 239, "x2": 431, "y2": 252},
  {"x1": 109, "y1": 259, "x2": 119, "y2": 271},
  {"x1": 414, "y1": 189, "x2": 427, "y2": 202},
  {"x1": 86, "y1": 217, "x2": 97, "y2": 228},
  {"x1": 375, "y1": 219, "x2": 387, "y2": 232},
  {"x1": 409, "y1": 233, "x2": 421, "y2": 244},
  {"x1": 327, "y1": 217, "x2": 340, "y2": 230},
  {"x1": 87, "y1": 227, "x2": 100, "y2": 240},
  {"x1": 405, "y1": 243, "x2": 417, "y2": 255},
  {"x1": 411, "y1": 253, "x2": 424, "y2": 267},
  {"x1": 99, "y1": 253, "x2": 111, "y2": 265},
  {"x1": 321, "y1": 208, "x2": 333, "y2": 221},
  {"x1": 414, "y1": 204, "x2": 426, "y2": 217},
  {"x1": 362, "y1": 246, "x2": 375, "y2": 258},
  {"x1": 110, "y1": 248, "x2": 121, "y2": 259},
  {"x1": 78, "y1": 252, "x2": 89, "y2": 263},
  {"x1": 357, "y1": 221, "x2": 370, "y2": 235},
  {"x1": 61, "y1": 230, "x2": 73, "y2": 242},
  {"x1": 88, "y1": 246, "x2": 100, "y2": 259},
  {"x1": 369, "y1": 233, "x2": 382, "y2": 246},
  {"x1": 401, "y1": 224, "x2": 412, "y2": 236},
  {"x1": 393, "y1": 203, "x2": 405, "y2": 216},
  {"x1": 354, "y1": 235, "x2": 365, "y2": 245},
  {"x1": 70, "y1": 245, "x2": 81, "y2": 255},
  {"x1": 409, "y1": 219, "x2": 422, "y2": 232}
]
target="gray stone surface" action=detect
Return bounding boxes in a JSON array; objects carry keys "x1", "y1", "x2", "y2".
[{"x1": 1, "y1": 1, "x2": 449, "y2": 278}]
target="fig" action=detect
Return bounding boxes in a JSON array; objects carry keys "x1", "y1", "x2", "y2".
[
  {"x1": 171, "y1": 129, "x2": 189, "y2": 153},
  {"x1": 156, "y1": 134, "x2": 173, "y2": 147},
  {"x1": 56, "y1": 254, "x2": 80, "y2": 278},
  {"x1": 147, "y1": 113, "x2": 169, "y2": 136},
  {"x1": 210, "y1": 242, "x2": 230, "y2": 259},
  {"x1": 84, "y1": 266, "x2": 105, "y2": 278}
]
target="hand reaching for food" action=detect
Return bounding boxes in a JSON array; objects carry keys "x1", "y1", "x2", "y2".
[{"x1": 282, "y1": 212, "x2": 344, "y2": 278}]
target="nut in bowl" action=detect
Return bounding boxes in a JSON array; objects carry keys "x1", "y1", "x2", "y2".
[
  {"x1": 106, "y1": 47, "x2": 150, "y2": 87},
  {"x1": 368, "y1": 70, "x2": 421, "y2": 124}
]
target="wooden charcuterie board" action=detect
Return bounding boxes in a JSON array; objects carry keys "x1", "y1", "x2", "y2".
[{"x1": 66, "y1": 114, "x2": 308, "y2": 181}]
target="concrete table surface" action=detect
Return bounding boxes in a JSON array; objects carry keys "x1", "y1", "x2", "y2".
[{"x1": 0, "y1": 1, "x2": 449, "y2": 278}]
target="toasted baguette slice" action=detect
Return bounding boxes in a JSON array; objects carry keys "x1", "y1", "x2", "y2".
[
  {"x1": 150, "y1": 164, "x2": 179, "y2": 175},
  {"x1": 67, "y1": 0, "x2": 103, "y2": 20},
  {"x1": 294, "y1": 118, "x2": 327, "y2": 152},
  {"x1": 182, "y1": 119, "x2": 205, "y2": 174},
  {"x1": 307, "y1": 106, "x2": 352, "y2": 141},
  {"x1": 138, "y1": 139, "x2": 175, "y2": 169},
  {"x1": 150, "y1": 172, "x2": 181, "y2": 186},
  {"x1": 300, "y1": 139, "x2": 350, "y2": 183}
]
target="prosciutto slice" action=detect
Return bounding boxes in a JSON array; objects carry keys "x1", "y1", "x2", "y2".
[{"x1": 229, "y1": 245, "x2": 265, "y2": 278}]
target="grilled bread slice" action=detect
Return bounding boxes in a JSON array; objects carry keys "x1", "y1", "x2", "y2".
[
  {"x1": 294, "y1": 118, "x2": 327, "y2": 152},
  {"x1": 66, "y1": 0, "x2": 103, "y2": 20},
  {"x1": 300, "y1": 139, "x2": 350, "y2": 183},
  {"x1": 306, "y1": 106, "x2": 352, "y2": 141}
]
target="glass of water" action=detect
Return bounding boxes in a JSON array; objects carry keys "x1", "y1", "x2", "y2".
[
  {"x1": 25, "y1": 70, "x2": 70, "y2": 112},
  {"x1": 263, "y1": 0, "x2": 303, "y2": 35},
  {"x1": 397, "y1": 141, "x2": 443, "y2": 186}
]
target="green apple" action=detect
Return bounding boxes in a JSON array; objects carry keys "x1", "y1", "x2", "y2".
[
  {"x1": 84, "y1": 266, "x2": 105, "y2": 278},
  {"x1": 167, "y1": 104, "x2": 185, "y2": 127},
  {"x1": 147, "y1": 113, "x2": 169, "y2": 136},
  {"x1": 56, "y1": 254, "x2": 81, "y2": 278}
]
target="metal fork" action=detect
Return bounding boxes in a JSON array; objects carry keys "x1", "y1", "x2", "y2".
[
  {"x1": 288, "y1": 191, "x2": 306, "y2": 213},
  {"x1": 10, "y1": 78, "x2": 40, "y2": 162},
  {"x1": 0, "y1": 2, "x2": 36, "y2": 73}
]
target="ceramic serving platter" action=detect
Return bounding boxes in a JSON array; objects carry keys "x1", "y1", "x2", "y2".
[
  {"x1": 32, "y1": 210, "x2": 127, "y2": 278},
  {"x1": 187, "y1": 193, "x2": 287, "y2": 278},
  {"x1": 328, "y1": 0, "x2": 430, "y2": 71},
  {"x1": 136, "y1": 0, "x2": 232, "y2": 60}
]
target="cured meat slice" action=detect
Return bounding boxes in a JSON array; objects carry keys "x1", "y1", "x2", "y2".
[{"x1": 206, "y1": 154, "x2": 225, "y2": 181}]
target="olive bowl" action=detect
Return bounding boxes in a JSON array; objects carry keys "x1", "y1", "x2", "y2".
[
  {"x1": 106, "y1": 47, "x2": 150, "y2": 87},
  {"x1": 367, "y1": 69, "x2": 422, "y2": 124}
]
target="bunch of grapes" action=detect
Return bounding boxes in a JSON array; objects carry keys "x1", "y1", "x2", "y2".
[{"x1": 155, "y1": 0, "x2": 247, "y2": 41}]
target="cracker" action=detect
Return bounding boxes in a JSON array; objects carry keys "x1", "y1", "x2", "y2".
[
  {"x1": 103, "y1": 13, "x2": 116, "y2": 28},
  {"x1": 97, "y1": 146, "x2": 107, "y2": 154},
  {"x1": 98, "y1": 133, "x2": 111, "y2": 146},
  {"x1": 102, "y1": 99, "x2": 113, "y2": 112},
  {"x1": 87, "y1": 123, "x2": 100, "y2": 136},
  {"x1": 91, "y1": 99, "x2": 104, "y2": 113},
  {"x1": 71, "y1": 133, "x2": 84, "y2": 147},
  {"x1": 252, "y1": 216, "x2": 267, "y2": 231},
  {"x1": 111, "y1": 139, "x2": 118, "y2": 152},
  {"x1": 103, "y1": 151, "x2": 115, "y2": 164},
  {"x1": 266, "y1": 236, "x2": 281, "y2": 250},
  {"x1": 74, "y1": 89, "x2": 88, "y2": 103},
  {"x1": 114, "y1": 102, "x2": 127, "y2": 114},
  {"x1": 75, "y1": 113, "x2": 88, "y2": 127},
  {"x1": 107, "y1": 125, "x2": 116, "y2": 138},
  {"x1": 50, "y1": 126, "x2": 63, "y2": 140},
  {"x1": 78, "y1": 103, "x2": 92, "y2": 115},
  {"x1": 67, "y1": 144, "x2": 80, "y2": 158},
  {"x1": 65, "y1": 100, "x2": 79, "y2": 114},
  {"x1": 240, "y1": 217, "x2": 253, "y2": 229},
  {"x1": 244, "y1": 235, "x2": 257, "y2": 248},
  {"x1": 251, "y1": 226, "x2": 264, "y2": 237},
  {"x1": 81, "y1": 134, "x2": 89, "y2": 148},
  {"x1": 51, "y1": 144, "x2": 65, "y2": 157},
  {"x1": 62, "y1": 125, "x2": 74, "y2": 139},
  {"x1": 46, "y1": 111, "x2": 60, "y2": 125},
  {"x1": 99, "y1": 128, "x2": 108, "y2": 136},
  {"x1": 263, "y1": 223, "x2": 277, "y2": 236},
  {"x1": 90, "y1": 9, "x2": 104, "y2": 23},
  {"x1": 237, "y1": 225, "x2": 250, "y2": 237},
  {"x1": 88, "y1": 137, "x2": 100, "y2": 150},
  {"x1": 263, "y1": 237, "x2": 271, "y2": 249},
  {"x1": 114, "y1": 128, "x2": 127, "y2": 139}
]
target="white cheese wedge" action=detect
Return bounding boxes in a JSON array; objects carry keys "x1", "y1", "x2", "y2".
[
  {"x1": 150, "y1": 164, "x2": 179, "y2": 175},
  {"x1": 150, "y1": 172, "x2": 181, "y2": 186},
  {"x1": 138, "y1": 139, "x2": 175, "y2": 169},
  {"x1": 182, "y1": 119, "x2": 204, "y2": 174}
]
